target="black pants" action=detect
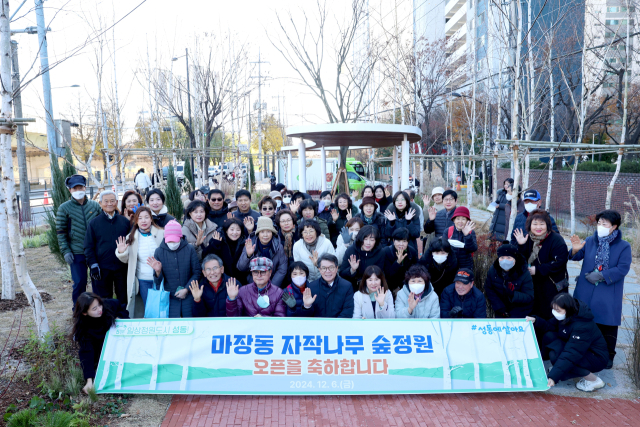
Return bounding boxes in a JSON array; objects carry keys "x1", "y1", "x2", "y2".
[
  {"x1": 544, "y1": 332, "x2": 605, "y2": 381},
  {"x1": 91, "y1": 267, "x2": 127, "y2": 306},
  {"x1": 597, "y1": 323, "x2": 618, "y2": 361}
]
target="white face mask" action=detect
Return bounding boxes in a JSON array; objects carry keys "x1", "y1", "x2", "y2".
[
  {"x1": 597, "y1": 225, "x2": 611, "y2": 238},
  {"x1": 506, "y1": 194, "x2": 514, "y2": 201},
  {"x1": 552, "y1": 309, "x2": 566, "y2": 321},
  {"x1": 283, "y1": 196, "x2": 291, "y2": 204},
  {"x1": 499, "y1": 259, "x2": 515, "y2": 271},
  {"x1": 71, "y1": 191, "x2": 86, "y2": 200},
  {"x1": 167, "y1": 241, "x2": 180, "y2": 250},
  {"x1": 408, "y1": 283, "x2": 425, "y2": 294},
  {"x1": 433, "y1": 254, "x2": 448, "y2": 264},
  {"x1": 276, "y1": 200, "x2": 282, "y2": 208},
  {"x1": 292, "y1": 276, "x2": 306, "y2": 287},
  {"x1": 524, "y1": 203, "x2": 537, "y2": 213}
]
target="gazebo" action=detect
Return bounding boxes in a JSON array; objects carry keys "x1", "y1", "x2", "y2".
[{"x1": 282, "y1": 123, "x2": 422, "y2": 193}]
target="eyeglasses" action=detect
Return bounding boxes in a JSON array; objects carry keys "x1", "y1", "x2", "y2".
[
  {"x1": 204, "y1": 266, "x2": 221, "y2": 273},
  {"x1": 443, "y1": 197, "x2": 455, "y2": 202},
  {"x1": 280, "y1": 218, "x2": 293, "y2": 223},
  {"x1": 319, "y1": 266, "x2": 337, "y2": 273},
  {"x1": 302, "y1": 230, "x2": 316, "y2": 236},
  {"x1": 252, "y1": 270, "x2": 269, "y2": 276},
  {"x1": 210, "y1": 198, "x2": 223, "y2": 202},
  {"x1": 262, "y1": 206, "x2": 274, "y2": 211}
]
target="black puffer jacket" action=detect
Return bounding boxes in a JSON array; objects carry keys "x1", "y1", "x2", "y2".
[
  {"x1": 533, "y1": 300, "x2": 609, "y2": 383},
  {"x1": 489, "y1": 189, "x2": 509, "y2": 238},
  {"x1": 484, "y1": 252, "x2": 534, "y2": 318},
  {"x1": 83, "y1": 212, "x2": 131, "y2": 270},
  {"x1": 208, "y1": 203, "x2": 230, "y2": 229},
  {"x1": 153, "y1": 239, "x2": 201, "y2": 318},
  {"x1": 202, "y1": 234, "x2": 248, "y2": 285},
  {"x1": 383, "y1": 203, "x2": 421, "y2": 251},
  {"x1": 516, "y1": 231, "x2": 569, "y2": 319},
  {"x1": 445, "y1": 226, "x2": 478, "y2": 272},
  {"x1": 382, "y1": 244, "x2": 418, "y2": 292},
  {"x1": 192, "y1": 274, "x2": 234, "y2": 317},
  {"x1": 424, "y1": 207, "x2": 456, "y2": 238},
  {"x1": 419, "y1": 248, "x2": 459, "y2": 297},
  {"x1": 151, "y1": 206, "x2": 175, "y2": 228},
  {"x1": 339, "y1": 243, "x2": 386, "y2": 292}
]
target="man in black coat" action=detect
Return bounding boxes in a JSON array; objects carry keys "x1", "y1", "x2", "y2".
[
  {"x1": 440, "y1": 269, "x2": 487, "y2": 318},
  {"x1": 84, "y1": 190, "x2": 131, "y2": 304},
  {"x1": 207, "y1": 189, "x2": 230, "y2": 228},
  {"x1": 484, "y1": 243, "x2": 534, "y2": 318},
  {"x1": 303, "y1": 254, "x2": 354, "y2": 318},
  {"x1": 424, "y1": 189, "x2": 457, "y2": 238},
  {"x1": 189, "y1": 254, "x2": 236, "y2": 317}
]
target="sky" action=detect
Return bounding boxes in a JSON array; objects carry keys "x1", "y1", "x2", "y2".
[{"x1": 10, "y1": 0, "x2": 416, "y2": 144}]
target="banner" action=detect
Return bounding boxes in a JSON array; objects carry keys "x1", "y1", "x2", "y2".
[{"x1": 95, "y1": 318, "x2": 548, "y2": 395}]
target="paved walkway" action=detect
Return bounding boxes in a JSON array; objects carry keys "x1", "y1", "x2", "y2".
[{"x1": 161, "y1": 394, "x2": 640, "y2": 427}]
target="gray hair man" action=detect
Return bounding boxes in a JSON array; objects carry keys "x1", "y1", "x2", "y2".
[
  {"x1": 303, "y1": 253, "x2": 354, "y2": 318},
  {"x1": 189, "y1": 254, "x2": 236, "y2": 317}
]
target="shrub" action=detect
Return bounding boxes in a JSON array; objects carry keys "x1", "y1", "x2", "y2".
[
  {"x1": 625, "y1": 295, "x2": 640, "y2": 390},
  {"x1": 165, "y1": 165, "x2": 183, "y2": 222},
  {"x1": 473, "y1": 234, "x2": 500, "y2": 318},
  {"x1": 621, "y1": 161, "x2": 640, "y2": 174},
  {"x1": 472, "y1": 180, "x2": 486, "y2": 195},
  {"x1": 577, "y1": 161, "x2": 615, "y2": 172},
  {"x1": 183, "y1": 158, "x2": 195, "y2": 189},
  {"x1": 35, "y1": 411, "x2": 76, "y2": 427},
  {"x1": 623, "y1": 189, "x2": 640, "y2": 257},
  {"x1": 7, "y1": 409, "x2": 38, "y2": 427},
  {"x1": 529, "y1": 160, "x2": 548, "y2": 170}
]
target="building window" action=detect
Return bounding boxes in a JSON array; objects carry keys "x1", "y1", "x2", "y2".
[
  {"x1": 609, "y1": 58, "x2": 617, "y2": 63},
  {"x1": 607, "y1": 6, "x2": 619, "y2": 13},
  {"x1": 606, "y1": 19, "x2": 619, "y2": 25},
  {"x1": 478, "y1": 12, "x2": 485, "y2": 25}
]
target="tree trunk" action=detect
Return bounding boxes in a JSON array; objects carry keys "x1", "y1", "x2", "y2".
[
  {"x1": 0, "y1": 0, "x2": 49, "y2": 336},
  {"x1": 570, "y1": 152, "x2": 580, "y2": 235},
  {"x1": 0, "y1": 204, "x2": 13, "y2": 299}
]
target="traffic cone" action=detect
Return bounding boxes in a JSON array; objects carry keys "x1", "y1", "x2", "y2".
[{"x1": 43, "y1": 191, "x2": 49, "y2": 205}]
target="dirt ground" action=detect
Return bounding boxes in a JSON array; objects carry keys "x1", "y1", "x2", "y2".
[{"x1": 0, "y1": 246, "x2": 171, "y2": 426}]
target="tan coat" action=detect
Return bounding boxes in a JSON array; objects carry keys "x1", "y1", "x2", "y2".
[
  {"x1": 115, "y1": 226, "x2": 165, "y2": 318},
  {"x1": 182, "y1": 218, "x2": 219, "y2": 260}
]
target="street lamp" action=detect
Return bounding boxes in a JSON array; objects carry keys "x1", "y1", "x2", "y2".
[{"x1": 173, "y1": 49, "x2": 194, "y2": 174}]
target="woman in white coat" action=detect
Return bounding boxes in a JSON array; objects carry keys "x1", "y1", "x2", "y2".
[
  {"x1": 293, "y1": 219, "x2": 336, "y2": 281},
  {"x1": 336, "y1": 217, "x2": 364, "y2": 265},
  {"x1": 115, "y1": 206, "x2": 164, "y2": 318},
  {"x1": 353, "y1": 265, "x2": 395, "y2": 319}
]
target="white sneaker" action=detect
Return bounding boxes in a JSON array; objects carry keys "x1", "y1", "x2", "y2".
[{"x1": 576, "y1": 377, "x2": 605, "y2": 392}]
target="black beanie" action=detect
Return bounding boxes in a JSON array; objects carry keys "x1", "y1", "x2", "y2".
[{"x1": 497, "y1": 243, "x2": 519, "y2": 259}]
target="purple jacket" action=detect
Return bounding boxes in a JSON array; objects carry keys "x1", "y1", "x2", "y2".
[{"x1": 226, "y1": 281, "x2": 286, "y2": 317}]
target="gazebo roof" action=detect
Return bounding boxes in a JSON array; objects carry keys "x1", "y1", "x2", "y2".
[{"x1": 285, "y1": 123, "x2": 422, "y2": 148}]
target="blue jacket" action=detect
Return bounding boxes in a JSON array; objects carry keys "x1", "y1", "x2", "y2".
[
  {"x1": 571, "y1": 230, "x2": 632, "y2": 326},
  {"x1": 509, "y1": 210, "x2": 559, "y2": 245},
  {"x1": 283, "y1": 283, "x2": 308, "y2": 317},
  {"x1": 445, "y1": 226, "x2": 478, "y2": 272},
  {"x1": 439, "y1": 284, "x2": 487, "y2": 319},
  {"x1": 424, "y1": 206, "x2": 456, "y2": 238},
  {"x1": 192, "y1": 274, "x2": 233, "y2": 318},
  {"x1": 302, "y1": 276, "x2": 354, "y2": 318}
]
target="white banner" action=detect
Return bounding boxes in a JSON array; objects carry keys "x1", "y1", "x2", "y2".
[{"x1": 95, "y1": 318, "x2": 548, "y2": 395}]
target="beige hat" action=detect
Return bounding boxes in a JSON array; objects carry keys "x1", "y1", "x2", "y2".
[
  {"x1": 432, "y1": 187, "x2": 445, "y2": 196},
  {"x1": 255, "y1": 216, "x2": 278, "y2": 236},
  {"x1": 269, "y1": 191, "x2": 282, "y2": 200}
]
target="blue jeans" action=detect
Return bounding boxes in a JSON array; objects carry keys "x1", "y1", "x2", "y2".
[
  {"x1": 138, "y1": 279, "x2": 155, "y2": 306},
  {"x1": 69, "y1": 254, "x2": 87, "y2": 307}
]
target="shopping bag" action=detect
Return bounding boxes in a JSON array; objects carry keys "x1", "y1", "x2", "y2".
[{"x1": 144, "y1": 280, "x2": 170, "y2": 318}]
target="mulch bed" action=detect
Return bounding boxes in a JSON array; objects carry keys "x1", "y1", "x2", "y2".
[{"x1": 0, "y1": 292, "x2": 53, "y2": 313}]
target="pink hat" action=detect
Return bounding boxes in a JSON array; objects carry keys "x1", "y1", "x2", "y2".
[{"x1": 164, "y1": 220, "x2": 183, "y2": 243}]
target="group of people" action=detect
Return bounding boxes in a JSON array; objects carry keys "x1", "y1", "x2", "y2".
[{"x1": 60, "y1": 173, "x2": 631, "y2": 395}]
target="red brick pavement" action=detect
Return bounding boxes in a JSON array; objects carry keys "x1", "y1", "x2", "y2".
[{"x1": 161, "y1": 393, "x2": 640, "y2": 427}]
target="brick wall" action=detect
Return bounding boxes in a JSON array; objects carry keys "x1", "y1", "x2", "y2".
[{"x1": 496, "y1": 168, "x2": 640, "y2": 218}]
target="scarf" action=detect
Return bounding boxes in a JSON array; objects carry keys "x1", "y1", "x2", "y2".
[
  {"x1": 595, "y1": 229, "x2": 619, "y2": 271},
  {"x1": 528, "y1": 232, "x2": 548, "y2": 265},
  {"x1": 282, "y1": 230, "x2": 294, "y2": 259},
  {"x1": 362, "y1": 214, "x2": 373, "y2": 225},
  {"x1": 304, "y1": 237, "x2": 319, "y2": 254},
  {"x1": 256, "y1": 239, "x2": 274, "y2": 259}
]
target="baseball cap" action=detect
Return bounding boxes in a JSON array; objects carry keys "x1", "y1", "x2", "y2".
[
  {"x1": 454, "y1": 268, "x2": 474, "y2": 285},
  {"x1": 523, "y1": 189, "x2": 541, "y2": 201}
]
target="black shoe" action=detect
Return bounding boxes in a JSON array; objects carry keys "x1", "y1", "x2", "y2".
[{"x1": 605, "y1": 359, "x2": 614, "y2": 369}]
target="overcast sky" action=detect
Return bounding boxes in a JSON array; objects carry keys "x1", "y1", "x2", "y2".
[{"x1": 10, "y1": 0, "x2": 415, "y2": 141}]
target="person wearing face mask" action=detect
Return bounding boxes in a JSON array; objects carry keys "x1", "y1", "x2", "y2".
[
  {"x1": 115, "y1": 207, "x2": 164, "y2": 318},
  {"x1": 227, "y1": 257, "x2": 286, "y2": 317},
  {"x1": 237, "y1": 216, "x2": 288, "y2": 288},
  {"x1": 281, "y1": 261, "x2": 311, "y2": 317},
  {"x1": 336, "y1": 217, "x2": 364, "y2": 265},
  {"x1": 145, "y1": 189, "x2": 175, "y2": 228},
  {"x1": 281, "y1": 190, "x2": 294, "y2": 210},
  {"x1": 513, "y1": 209, "x2": 568, "y2": 320},
  {"x1": 353, "y1": 197, "x2": 386, "y2": 236},
  {"x1": 202, "y1": 217, "x2": 249, "y2": 285},
  {"x1": 484, "y1": 243, "x2": 534, "y2": 318},
  {"x1": 440, "y1": 269, "x2": 487, "y2": 318},
  {"x1": 419, "y1": 237, "x2": 459, "y2": 297},
  {"x1": 302, "y1": 254, "x2": 355, "y2": 318},
  {"x1": 146, "y1": 220, "x2": 201, "y2": 318},
  {"x1": 293, "y1": 220, "x2": 336, "y2": 281},
  {"x1": 182, "y1": 201, "x2": 219, "y2": 260},
  {"x1": 489, "y1": 180, "x2": 524, "y2": 241},
  {"x1": 444, "y1": 206, "x2": 478, "y2": 272},
  {"x1": 339, "y1": 225, "x2": 387, "y2": 291},
  {"x1": 527, "y1": 293, "x2": 609, "y2": 392},
  {"x1": 353, "y1": 266, "x2": 395, "y2": 319},
  {"x1": 189, "y1": 254, "x2": 236, "y2": 318},
  {"x1": 570, "y1": 209, "x2": 631, "y2": 369},
  {"x1": 56, "y1": 174, "x2": 102, "y2": 306},
  {"x1": 269, "y1": 191, "x2": 284, "y2": 213},
  {"x1": 382, "y1": 228, "x2": 418, "y2": 293},
  {"x1": 424, "y1": 189, "x2": 458, "y2": 238},
  {"x1": 395, "y1": 264, "x2": 440, "y2": 318},
  {"x1": 509, "y1": 190, "x2": 559, "y2": 245},
  {"x1": 384, "y1": 191, "x2": 421, "y2": 251}
]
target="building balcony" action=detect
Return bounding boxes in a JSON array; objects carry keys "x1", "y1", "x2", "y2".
[
  {"x1": 445, "y1": 0, "x2": 466, "y2": 19},
  {"x1": 445, "y1": 6, "x2": 467, "y2": 36}
]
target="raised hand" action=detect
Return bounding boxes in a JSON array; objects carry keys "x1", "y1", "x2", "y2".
[
  {"x1": 346, "y1": 209, "x2": 352, "y2": 220},
  {"x1": 396, "y1": 248, "x2": 407, "y2": 264},
  {"x1": 384, "y1": 188, "x2": 391, "y2": 198},
  {"x1": 513, "y1": 228, "x2": 529, "y2": 245},
  {"x1": 189, "y1": 280, "x2": 204, "y2": 302},
  {"x1": 348, "y1": 254, "x2": 360, "y2": 273},
  {"x1": 244, "y1": 217, "x2": 255, "y2": 234},
  {"x1": 227, "y1": 212, "x2": 233, "y2": 219},
  {"x1": 406, "y1": 208, "x2": 416, "y2": 221},
  {"x1": 351, "y1": 190, "x2": 359, "y2": 199},
  {"x1": 428, "y1": 206, "x2": 437, "y2": 221},
  {"x1": 226, "y1": 279, "x2": 240, "y2": 300},
  {"x1": 408, "y1": 292, "x2": 419, "y2": 314},
  {"x1": 375, "y1": 288, "x2": 386, "y2": 307},
  {"x1": 245, "y1": 239, "x2": 256, "y2": 257},
  {"x1": 422, "y1": 194, "x2": 431, "y2": 207},
  {"x1": 340, "y1": 226, "x2": 351, "y2": 244},
  {"x1": 331, "y1": 208, "x2": 339, "y2": 222},
  {"x1": 309, "y1": 250, "x2": 319, "y2": 267},
  {"x1": 570, "y1": 235, "x2": 585, "y2": 253},
  {"x1": 462, "y1": 221, "x2": 476, "y2": 236},
  {"x1": 147, "y1": 256, "x2": 162, "y2": 275},
  {"x1": 195, "y1": 229, "x2": 205, "y2": 246},
  {"x1": 384, "y1": 210, "x2": 396, "y2": 222},
  {"x1": 303, "y1": 287, "x2": 317, "y2": 307},
  {"x1": 290, "y1": 199, "x2": 300, "y2": 213},
  {"x1": 116, "y1": 236, "x2": 129, "y2": 254},
  {"x1": 212, "y1": 230, "x2": 222, "y2": 241}
]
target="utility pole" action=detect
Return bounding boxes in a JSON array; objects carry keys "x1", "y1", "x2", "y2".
[
  {"x1": 251, "y1": 49, "x2": 268, "y2": 179},
  {"x1": 112, "y1": 17, "x2": 124, "y2": 190},
  {"x1": 34, "y1": 0, "x2": 57, "y2": 161},
  {"x1": 10, "y1": 40, "x2": 29, "y2": 219},
  {"x1": 186, "y1": 47, "x2": 194, "y2": 176}
]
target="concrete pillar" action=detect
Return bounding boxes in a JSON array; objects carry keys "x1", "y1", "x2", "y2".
[
  {"x1": 321, "y1": 146, "x2": 327, "y2": 191},
  {"x1": 287, "y1": 150, "x2": 292, "y2": 189},
  {"x1": 298, "y1": 138, "x2": 306, "y2": 193},
  {"x1": 392, "y1": 146, "x2": 399, "y2": 195},
  {"x1": 401, "y1": 134, "x2": 410, "y2": 191}
]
